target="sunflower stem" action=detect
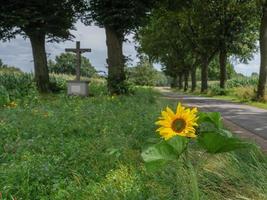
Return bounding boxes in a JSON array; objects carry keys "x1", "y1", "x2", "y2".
[{"x1": 185, "y1": 148, "x2": 200, "y2": 200}]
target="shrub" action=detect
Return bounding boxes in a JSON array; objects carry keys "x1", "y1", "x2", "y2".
[
  {"x1": 49, "y1": 75, "x2": 68, "y2": 93},
  {"x1": 208, "y1": 84, "x2": 229, "y2": 96},
  {"x1": 126, "y1": 60, "x2": 169, "y2": 87}
]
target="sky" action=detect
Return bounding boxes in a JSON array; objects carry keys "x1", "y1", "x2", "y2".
[{"x1": 0, "y1": 21, "x2": 261, "y2": 76}]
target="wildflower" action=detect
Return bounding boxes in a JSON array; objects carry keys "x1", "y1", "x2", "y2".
[
  {"x1": 43, "y1": 112, "x2": 49, "y2": 117},
  {"x1": 7, "y1": 101, "x2": 17, "y2": 108},
  {"x1": 155, "y1": 103, "x2": 198, "y2": 140}
]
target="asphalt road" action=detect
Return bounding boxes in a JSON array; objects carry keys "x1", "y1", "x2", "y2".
[{"x1": 159, "y1": 88, "x2": 267, "y2": 140}]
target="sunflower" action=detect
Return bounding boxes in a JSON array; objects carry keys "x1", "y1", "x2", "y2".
[{"x1": 155, "y1": 103, "x2": 198, "y2": 140}]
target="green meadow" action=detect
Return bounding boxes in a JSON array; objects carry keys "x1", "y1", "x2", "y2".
[{"x1": 0, "y1": 79, "x2": 266, "y2": 200}]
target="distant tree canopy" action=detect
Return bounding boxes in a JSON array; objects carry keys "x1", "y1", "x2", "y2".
[
  {"x1": 48, "y1": 53, "x2": 96, "y2": 78},
  {"x1": 126, "y1": 59, "x2": 169, "y2": 86},
  {"x1": 0, "y1": 59, "x2": 22, "y2": 73},
  {"x1": 207, "y1": 58, "x2": 237, "y2": 81}
]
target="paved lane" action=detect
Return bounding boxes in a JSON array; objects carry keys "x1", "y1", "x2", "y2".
[{"x1": 159, "y1": 88, "x2": 267, "y2": 140}]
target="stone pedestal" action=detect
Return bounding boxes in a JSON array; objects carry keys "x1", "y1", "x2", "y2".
[{"x1": 67, "y1": 80, "x2": 89, "y2": 96}]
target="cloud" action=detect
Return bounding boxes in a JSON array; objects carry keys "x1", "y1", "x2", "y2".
[
  {"x1": 0, "y1": 22, "x2": 138, "y2": 72},
  {"x1": 234, "y1": 53, "x2": 260, "y2": 76},
  {"x1": 0, "y1": 21, "x2": 260, "y2": 76}
]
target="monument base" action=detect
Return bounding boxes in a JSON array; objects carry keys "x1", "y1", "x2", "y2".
[{"x1": 67, "y1": 80, "x2": 89, "y2": 96}]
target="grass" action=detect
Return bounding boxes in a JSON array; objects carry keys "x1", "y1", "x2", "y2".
[
  {"x1": 0, "y1": 85, "x2": 267, "y2": 199},
  {"x1": 208, "y1": 95, "x2": 267, "y2": 110}
]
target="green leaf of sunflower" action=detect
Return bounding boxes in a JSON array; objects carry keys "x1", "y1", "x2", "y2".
[
  {"x1": 198, "y1": 112, "x2": 223, "y2": 129},
  {"x1": 197, "y1": 130, "x2": 253, "y2": 153},
  {"x1": 141, "y1": 136, "x2": 189, "y2": 171}
]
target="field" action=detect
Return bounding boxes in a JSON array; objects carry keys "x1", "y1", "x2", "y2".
[{"x1": 0, "y1": 72, "x2": 267, "y2": 199}]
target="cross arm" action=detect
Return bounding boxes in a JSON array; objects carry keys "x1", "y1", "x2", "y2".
[
  {"x1": 65, "y1": 48, "x2": 76, "y2": 52},
  {"x1": 80, "y1": 49, "x2": 91, "y2": 53}
]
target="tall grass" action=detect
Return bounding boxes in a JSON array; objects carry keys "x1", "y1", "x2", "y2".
[{"x1": 0, "y1": 71, "x2": 36, "y2": 105}]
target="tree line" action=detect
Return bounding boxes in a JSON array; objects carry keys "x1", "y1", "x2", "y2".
[
  {"x1": 137, "y1": 1, "x2": 260, "y2": 93},
  {"x1": 0, "y1": 0, "x2": 267, "y2": 100}
]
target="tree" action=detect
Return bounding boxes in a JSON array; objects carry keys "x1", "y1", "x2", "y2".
[
  {"x1": 126, "y1": 58, "x2": 168, "y2": 86},
  {"x1": 257, "y1": 1, "x2": 267, "y2": 100},
  {"x1": 208, "y1": 57, "x2": 237, "y2": 80},
  {"x1": 0, "y1": 1, "x2": 84, "y2": 92},
  {"x1": 137, "y1": 6, "x2": 200, "y2": 92},
  {"x1": 48, "y1": 53, "x2": 96, "y2": 77},
  {"x1": 84, "y1": 0, "x2": 158, "y2": 94},
  {"x1": 213, "y1": 0, "x2": 259, "y2": 89}
]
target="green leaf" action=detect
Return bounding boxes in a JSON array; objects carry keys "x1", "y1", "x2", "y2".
[
  {"x1": 198, "y1": 112, "x2": 223, "y2": 129},
  {"x1": 141, "y1": 136, "x2": 189, "y2": 171},
  {"x1": 167, "y1": 136, "x2": 189, "y2": 154},
  {"x1": 141, "y1": 141, "x2": 177, "y2": 163},
  {"x1": 197, "y1": 131, "x2": 252, "y2": 153},
  {"x1": 144, "y1": 160, "x2": 167, "y2": 172}
]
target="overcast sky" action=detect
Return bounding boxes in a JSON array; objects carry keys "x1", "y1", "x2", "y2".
[{"x1": 0, "y1": 21, "x2": 260, "y2": 76}]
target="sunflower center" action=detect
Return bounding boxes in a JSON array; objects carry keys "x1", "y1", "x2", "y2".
[{"x1": 171, "y1": 118, "x2": 186, "y2": 133}]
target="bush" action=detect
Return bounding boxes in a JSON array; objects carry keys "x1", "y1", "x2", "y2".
[
  {"x1": 208, "y1": 84, "x2": 229, "y2": 96},
  {"x1": 126, "y1": 60, "x2": 168, "y2": 87},
  {"x1": 49, "y1": 75, "x2": 68, "y2": 93},
  {"x1": 89, "y1": 78, "x2": 108, "y2": 96}
]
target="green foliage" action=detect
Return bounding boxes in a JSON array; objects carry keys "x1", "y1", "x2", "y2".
[
  {"x1": 0, "y1": 88, "x2": 266, "y2": 199},
  {"x1": 208, "y1": 84, "x2": 229, "y2": 96},
  {"x1": 0, "y1": 85, "x2": 10, "y2": 106},
  {"x1": 208, "y1": 58, "x2": 237, "y2": 81},
  {"x1": 85, "y1": 0, "x2": 157, "y2": 35},
  {"x1": 48, "y1": 53, "x2": 96, "y2": 77},
  {"x1": 0, "y1": 71, "x2": 36, "y2": 103},
  {"x1": 126, "y1": 59, "x2": 168, "y2": 86},
  {"x1": 197, "y1": 112, "x2": 253, "y2": 153},
  {"x1": 0, "y1": 0, "x2": 84, "y2": 41},
  {"x1": 142, "y1": 111, "x2": 253, "y2": 171},
  {"x1": 227, "y1": 77, "x2": 259, "y2": 88},
  {"x1": 142, "y1": 136, "x2": 188, "y2": 171}
]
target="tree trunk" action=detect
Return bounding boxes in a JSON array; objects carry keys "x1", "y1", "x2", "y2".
[
  {"x1": 184, "y1": 70, "x2": 189, "y2": 92},
  {"x1": 178, "y1": 73, "x2": 183, "y2": 90},
  {"x1": 28, "y1": 32, "x2": 50, "y2": 93},
  {"x1": 105, "y1": 26, "x2": 126, "y2": 94},
  {"x1": 171, "y1": 75, "x2": 178, "y2": 88},
  {"x1": 201, "y1": 58, "x2": 209, "y2": 93},
  {"x1": 219, "y1": 48, "x2": 227, "y2": 89},
  {"x1": 257, "y1": 6, "x2": 267, "y2": 100},
  {"x1": 191, "y1": 66, "x2": 197, "y2": 92}
]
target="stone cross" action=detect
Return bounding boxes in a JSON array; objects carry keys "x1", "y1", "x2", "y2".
[{"x1": 65, "y1": 41, "x2": 91, "y2": 81}]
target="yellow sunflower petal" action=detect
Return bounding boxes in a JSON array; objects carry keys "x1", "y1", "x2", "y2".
[
  {"x1": 155, "y1": 120, "x2": 171, "y2": 127},
  {"x1": 161, "y1": 110, "x2": 172, "y2": 122},
  {"x1": 166, "y1": 106, "x2": 175, "y2": 118},
  {"x1": 156, "y1": 103, "x2": 199, "y2": 140}
]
